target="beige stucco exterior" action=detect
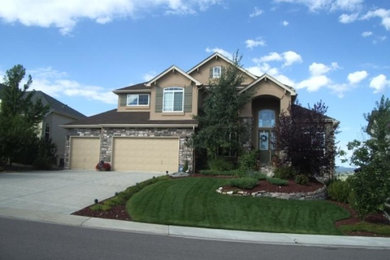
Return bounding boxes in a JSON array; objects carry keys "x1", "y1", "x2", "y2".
[
  {"x1": 148, "y1": 70, "x2": 199, "y2": 120},
  {"x1": 240, "y1": 80, "x2": 292, "y2": 118},
  {"x1": 189, "y1": 57, "x2": 254, "y2": 86}
]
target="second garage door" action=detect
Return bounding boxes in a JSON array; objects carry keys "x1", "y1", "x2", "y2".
[
  {"x1": 70, "y1": 137, "x2": 100, "y2": 170},
  {"x1": 113, "y1": 137, "x2": 179, "y2": 173}
]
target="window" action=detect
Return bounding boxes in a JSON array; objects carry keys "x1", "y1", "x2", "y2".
[
  {"x1": 258, "y1": 109, "x2": 275, "y2": 128},
  {"x1": 127, "y1": 94, "x2": 149, "y2": 106},
  {"x1": 44, "y1": 125, "x2": 50, "y2": 141},
  {"x1": 212, "y1": 66, "x2": 222, "y2": 78},
  {"x1": 163, "y1": 87, "x2": 184, "y2": 112}
]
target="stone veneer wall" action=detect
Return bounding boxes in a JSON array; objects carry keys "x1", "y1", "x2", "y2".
[{"x1": 64, "y1": 127, "x2": 194, "y2": 171}]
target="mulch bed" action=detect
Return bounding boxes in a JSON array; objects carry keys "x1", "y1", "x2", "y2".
[
  {"x1": 223, "y1": 179, "x2": 324, "y2": 193},
  {"x1": 72, "y1": 205, "x2": 131, "y2": 221}
]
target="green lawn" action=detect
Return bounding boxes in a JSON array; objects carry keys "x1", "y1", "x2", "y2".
[
  {"x1": 338, "y1": 222, "x2": 390, "y2": 236},
  {"x1": 127, "y1": 177, "x2": 350, "y2": 235}
]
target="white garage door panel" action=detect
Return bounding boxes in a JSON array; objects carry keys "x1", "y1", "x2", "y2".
[
  {"x1": 113, "y1": 138, "x2": 179, "y2": 173},
  {"x1": 70, "y1": 137, "x2": 100, "y2": 170}
]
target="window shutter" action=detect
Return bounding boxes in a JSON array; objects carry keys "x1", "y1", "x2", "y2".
[
  {"x1": 209, "y1": 67, "x2": 213, "y2": 79},
  {"x1": 119, "y1": 94, "x2": 127, "y2": 106},
  {"x1": 184, "y1": 86, "x2": 192, "y2": 113},
  {"x1": 155, "y1": 87, "x2": 163, "y2": 112}
]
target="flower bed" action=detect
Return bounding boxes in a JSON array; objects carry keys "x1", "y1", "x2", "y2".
[{"x1": 217, "y1": 179, "x2": 326, "y2": 200}]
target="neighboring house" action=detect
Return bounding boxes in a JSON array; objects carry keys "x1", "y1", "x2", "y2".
[
  {"x1": 63, "y1": 53, "x2": 337, "y2": 172},
  {"x1": 0, "y1": 84, "x2": 86, "y2": 167},
  {"x1": 31, "y1": 91, "x2": 86, "y2": 167}
]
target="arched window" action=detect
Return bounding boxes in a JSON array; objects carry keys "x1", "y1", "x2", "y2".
[{"x1": 258, "y1": 109, "x2": 275, "y2": 128}]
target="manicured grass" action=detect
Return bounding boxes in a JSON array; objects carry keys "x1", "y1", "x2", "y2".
[
  {"x1": 339, "y1": 222, "x2": 390, "y2": 236},
  {"x1": 127, "y1": 177, "x2": 349, "y2": 235}
]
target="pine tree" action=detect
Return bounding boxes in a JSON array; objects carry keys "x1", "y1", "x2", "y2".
[{"x1": 0, "y1": 65, "x2": 49, "y2": 166}]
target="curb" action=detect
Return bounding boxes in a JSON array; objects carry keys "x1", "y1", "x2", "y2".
[{"x1": 1, "y1": 207, "x2": 389, "y2": 249}]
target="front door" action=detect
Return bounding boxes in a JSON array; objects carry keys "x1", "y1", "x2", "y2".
[{"x1": 258, "y1": 109, "x2": 276, "y2": 165}]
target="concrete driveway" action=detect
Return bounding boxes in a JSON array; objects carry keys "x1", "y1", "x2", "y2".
[{"x1": 0, "y1": 170, "x2": 163, "y2": 214}]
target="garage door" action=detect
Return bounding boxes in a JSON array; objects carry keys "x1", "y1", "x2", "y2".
[
  {"x1": 113, "y1": 138, "x2": 179, "y2": 173},
  {"x1": 70, "y1": 137, "x2": 100, "y2": 170}
]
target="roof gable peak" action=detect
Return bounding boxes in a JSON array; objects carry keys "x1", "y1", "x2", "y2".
[
  {"x1": 187, "y1": 52, "x2": 258, "y2": 80},
  {"x1": 145, "y1": 65, "x2": 202, "y2": 87},
  {"x1": 239, "y1": 73, "x2": 297, "y2": 96}
]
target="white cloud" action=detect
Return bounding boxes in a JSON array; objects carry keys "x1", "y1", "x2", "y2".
[
  {"x1": 245, "y1": 39, "x2": 266, "y2": 49},
  {"x1": 331, "y1": 0, "x2": 363, "y2": 11},
  {"x1": 369, "y1": 74, "x2": 390, "y2": 93},
  {"x1": 347, "y1": 70, "x2": 368, "y2": 84},
  {"x1": 143, "y1": 72, "x2": 156, "y2": 81},
  {"x1": 296, "y1": 61, "x2": 340, "y2": 92},
  {"x1": 361, "y1": 31, "x2": 372, "y2": 37},
  {"x1": 309, "y1": 62, "x2": 331, "y2": 75},
  {"x1": 253, "y1": 52, "x2": 283, "y2": 63},
  {"x1": 274, "y1": 74, "x2": 295, "y2": 86},
  {"x1": 28, "y1": 67, "x2": 117, "y2": 104},
  {"x1": 338, "y1": 13, "x2": 358, "y2": 23},
  {"x1": 297, "y1": 75, "x2": 331, "y2": 91},
  {"x1": 274, "y1": 0, "x2": 363, "y2": 12},
  {"x1": 0, "y1": 0, "x2": 222, "y2": 35},
  {"x1": 362, "y1": 8, "x2": 390, "y2": 31},
  {"x1": 282, "y1": 51, "x2": 302, "y2": 67},
  {"x1": 282, "y1": 20, "x2": 289, "y2": 26},
  {"x1": 328, "y1": 83, "x2": 351, "y2": 98},
  {"x1": 249, "y1": 7, "x2": 263, "y2": 18},
  {"x1": 205, "y1": 47, "x2": 233, "y2": 59},
  {"x1": 253, "y1": 50, "x2": 302, "y2": 67}
]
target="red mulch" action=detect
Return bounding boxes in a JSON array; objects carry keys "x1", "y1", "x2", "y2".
[{"x1": 72, "y1": 205, "x2": 131, "y2": 221}]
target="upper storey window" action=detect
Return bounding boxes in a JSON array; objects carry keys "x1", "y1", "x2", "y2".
[
  {"x1": 212, "y1": 66, "x2": 222, "y2": 79},
  {"x1": 163, "y1": 87, "x2": 183, "y2": 112},
  {"x1": 127, "y1": 94, "x2": 149, "y2": 106}
]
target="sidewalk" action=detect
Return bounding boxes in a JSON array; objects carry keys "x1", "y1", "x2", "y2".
[{"x1": 1, "y1": 207, "x2": 389, "y2": 249}]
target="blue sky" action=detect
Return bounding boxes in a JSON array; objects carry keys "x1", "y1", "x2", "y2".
[{"x1": 0, "y1": 0, "x2": 389, "y2": 166}]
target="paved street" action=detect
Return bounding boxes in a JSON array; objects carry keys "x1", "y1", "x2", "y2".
[
  {"x1": 0, "y1": 170, "x2": 162, "y2": 214},
  {"x1": 1, "y1": 217, "x2": 389, "y2": 260}
]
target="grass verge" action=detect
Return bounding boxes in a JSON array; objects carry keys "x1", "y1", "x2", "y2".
[{"x1": 127, "y1": 177, "x2": 349, "y2": 235}]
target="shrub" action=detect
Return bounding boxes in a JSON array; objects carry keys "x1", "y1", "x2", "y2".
[
  {"x1": 327, "y1": 180, "x2": 351, "y2": 203},
  {"x1": 208, "y1": 157, "x2": 235, "y2": 171},
  {"x1": 199, "y1": 169, "x2": 238, "y2": 176},
  {"x1": 229, "y1": 177, "x2": 258, "y2": 189},
  {"x1": 246, "y1": 171, "x2": 267, "y2": 180},
  {"x1": 295, "y1": 174, "x2": 309, "y2": 185},
  {"x1": 274, "y1": 166, "x2": 297, "y2": 179},
  {"x1": 96, "y1": 161, "x2": 111, "y2": 171},
  {"x1": 267, "y1": 177, "x2": 288, "y2": 186},
  {"x1": 238, "y1": 150, "x2": 258, "y2": 171},
  {"x1": 33, "y1": 138, "x2": 57, "y2": 170}
]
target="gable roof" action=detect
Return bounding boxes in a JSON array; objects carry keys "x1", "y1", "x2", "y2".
[
  {"x1": 113, "y1": 83, "x2": 150, "y2": 93},
  {"x1": 187, "y1": 52, "x2": 258, "y2": 80},
  {"x1": 30, "y1": 91, "x2": 86, "y2": 119},
  {"x1": 239, "y1": 73, "x2": 297, "y2": 96},
  {"x1": 145, "y1": 65, "x2": 202, "y2": 87}
]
